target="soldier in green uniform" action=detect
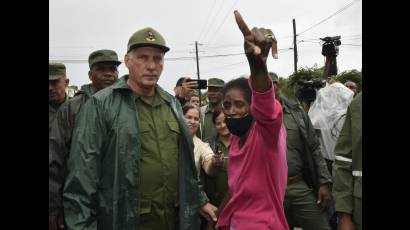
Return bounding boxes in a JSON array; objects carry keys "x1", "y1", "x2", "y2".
[
  {"x1": 63, "y1": 27, "x2": 216, "y2": 230},
  {"x1": 49, "y1": 49, "x2": 121, "y2": 230},
  {"x1": 49, "y1": 63, "x2": 69, "y2": 133},
  {"x1": 200, "y1": 78, "x2": 224, "y2": 141},
  {"x1": 332, "y1": 92, "x2": 362, "y2": 230},
  {"x1": 271, "y1": 73, "x2": 333, "y2": 230}
]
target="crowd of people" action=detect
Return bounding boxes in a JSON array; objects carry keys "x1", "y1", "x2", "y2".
[{"x1": 49, "y1": 10, "x2": 362, "y2": 230}]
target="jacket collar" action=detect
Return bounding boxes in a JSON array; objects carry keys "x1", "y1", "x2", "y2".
[
  {"x1": 279, "y1": 96, "x2": 300, "y2": 113},
  {"x1": 76, "y1": 83, "x2": 97, "y2": 98},
  {"x1": 112, "y1": 75, "x2": 171, "y2": 103}
]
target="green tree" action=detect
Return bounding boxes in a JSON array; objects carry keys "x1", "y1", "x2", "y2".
[
  {"x1": 282, "y1": 64, "x2": 324, "y2": 98},
  {"x1": 335, "y1": 69, "x2": 362, "y2": 93}
]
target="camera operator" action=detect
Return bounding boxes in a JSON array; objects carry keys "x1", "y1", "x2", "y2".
[
  {"x1": 307, "y1": 35, "x2": 355, "y2": 230},
  {"x1": 297, "y1": 77, "x2": 326, "y2": 112},
  {"x1": 321, "y1": 36, "x2": 341, "y2": 80}
]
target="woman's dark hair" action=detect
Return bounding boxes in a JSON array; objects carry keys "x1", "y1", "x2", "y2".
[
  {"x1": 222, "y1": 77, "x2": 252, "y2": 104},
  {"x1": 212, "y1": 107, "x2": 223, "y2": 124},
  {"x1": 182, "y1": 103, "x2": 200, "y2": 116}
]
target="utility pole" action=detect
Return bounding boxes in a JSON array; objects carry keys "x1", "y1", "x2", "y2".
[
  {"x1": 293, "y1": 19, "x2": 298, "y2": 73},
  {"x1": 195, "y1": 41, "x2": 202, "y2": 107}
]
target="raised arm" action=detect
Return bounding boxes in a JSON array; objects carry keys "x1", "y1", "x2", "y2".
[{"x1": 234, "y1": 10, "x2": 277, "y2": 93}]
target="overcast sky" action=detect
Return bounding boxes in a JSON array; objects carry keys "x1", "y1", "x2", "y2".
[{"x1": 49, "y1": 0, "x2": 362, "y2": 94}]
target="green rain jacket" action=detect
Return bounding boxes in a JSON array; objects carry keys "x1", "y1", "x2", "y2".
[
  {"x1": 63, "y1": 75, "x2": 208, "y2": 230},
  {"x1": 49, "y1": 84, "x2": 96, "y2": 215},
  {"x1": 332, "y1": 93, "x2": 362, "y2": 215},
  {"x1": 280, "y1": 96, "x2": 332, "y2": 194}
]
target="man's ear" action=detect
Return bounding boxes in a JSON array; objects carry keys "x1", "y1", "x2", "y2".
[
  {"x1": 88, "y1": 70, "x2": 92, "y2": 81},
  {"x1": 124, "y1": 54, "x2": 130, "y2": 69},
  {"x1": 64, "y1": 78, "x2": 70, "y2": 87}
]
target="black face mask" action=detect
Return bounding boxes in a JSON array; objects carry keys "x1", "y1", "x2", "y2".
[{"x1": 225, "y1": 113, "x2": 253, "y2": 136}]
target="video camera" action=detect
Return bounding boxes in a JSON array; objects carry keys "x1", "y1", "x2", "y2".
[
  {"x1": 320, "y1": 36, "x2": 341, "y2": 57},
  {"x1": 297, "y1": 79, "x2": 326, "y2": 103}
]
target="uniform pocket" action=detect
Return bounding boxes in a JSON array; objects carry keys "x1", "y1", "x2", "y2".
[
  {"x1": 139, "y1": 198, "x2": 151, "y2": 214},
  {"x1": 166, "y1": 121, "x2": 180, "y2": 152},
  {"x1": 139, "y1": 122, "x2": 151, "y2": 134},
  {"x1": 167, "y1": 121, "x2": 180, "y2": 134},
  {"x1": 139, "y1": 198, "x2": 152, "y2": 225}
]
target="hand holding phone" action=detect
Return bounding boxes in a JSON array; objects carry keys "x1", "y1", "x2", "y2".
[{"x1": 186, "y1": 79, "x2": 207, "y2": 90}]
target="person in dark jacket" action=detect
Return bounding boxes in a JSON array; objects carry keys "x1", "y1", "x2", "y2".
[
  {"x1": 63, "y1": 27, "x2": 216, "y2": 230},
  {"x1": 49, "y1": 50, "x2": 121, "y2": 230},
  {"x1": 270, "y1": 73, "x2": 333, "y2": 230},
  {"x1": 332, "y1": 92, "x2": 362, "y2": 230},
  {"x1": 49, "y1": 49, "x2": 121, "y2": 230},
  {"x1": 49, "y1": 63, "x2": 69, "y2": 133}
]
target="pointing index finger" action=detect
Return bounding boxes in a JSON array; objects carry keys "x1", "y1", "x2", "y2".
[{"x1": 234, "y1": 10, "x2": 251, "y2": 37}]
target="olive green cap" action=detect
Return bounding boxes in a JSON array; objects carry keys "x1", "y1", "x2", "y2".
[
  {"x1": 127, "y1": 27, "x2": 170, "y2": 53},
  {"x1": 88, "y1": 49, "x2": 121, "y2": 68},
  {"x1": 208, "y1": 78, "x2": 225, "y2": 88},
  {"x1": 49, "y1": 63, "x2": 66, "y2": 80},
  {"x1": 269, "y1": 72, "x2": 279, "y2": 83}
]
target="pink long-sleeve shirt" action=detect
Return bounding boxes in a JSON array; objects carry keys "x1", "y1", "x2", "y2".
[{"x1": 216, "y1": 77, "x2": 289, "y2": 230}]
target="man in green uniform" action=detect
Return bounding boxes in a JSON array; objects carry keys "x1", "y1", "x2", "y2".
[
  {"x1": 49, "y1": 49, "x2": 121, "y2": 230},
  {"x1": 271, "y1": 73, "x2": 333, "y2": 230},
  {"x1": 332, "y1": 92, "x2": 362, "y2": 230},
  {"x1": 200, "y1": 78, "x2": 224, "y2": 141},
  {"x1": 49, "y1": 63, "x2": 69, "y2": 133},
  {"x1": 63, "y1": 27, "x2": 216, "y2": 230}
]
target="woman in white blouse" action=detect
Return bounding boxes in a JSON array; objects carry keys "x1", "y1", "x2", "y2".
[{"x1": 182, "y1": 103, "x2": 223, "y2": 178}]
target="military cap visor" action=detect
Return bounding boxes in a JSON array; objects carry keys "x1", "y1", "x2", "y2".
[
  {"x1": 88, "y1": 49, "x2": 121, "y2": 68},
  {"x1": 49, "y1": 63, "x2": 66, "y2": 80},
  {"x1": 207, "y1": 78, "x2": 225, "y2": 88},
  {"x1": 127, "y1": 27, "x2": 170, "y2": 53}
]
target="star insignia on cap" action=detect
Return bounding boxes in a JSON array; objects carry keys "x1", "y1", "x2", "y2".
[{"x1": 146, "y1": 31, "x2": 156, "y2": 42}]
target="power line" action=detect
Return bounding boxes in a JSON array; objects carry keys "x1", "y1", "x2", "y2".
[
  {"x1": 201, "y1": 61, "x2": 247, "y2": 74},
  {"x1": 196, "y1": 0, "x2": 218, "y2": 41},
  {"x1": 200, "y1": 1, "x2": 227, "y2": 42},
  {"x1": 50, "y1": 48, "x2": 294, "y2": 63},
  {"x1": 49, "y1": 59, "x2": 88, "y2": 63},
  {"x1": 298, "y1": 0, "x2": 361, "y2": 36},
  {"x1": 206, "y1": 0, "x2": 241, "y2": 45},
  {"x1": 341, "y1": 44, "x2": 362, "y2": 46}
]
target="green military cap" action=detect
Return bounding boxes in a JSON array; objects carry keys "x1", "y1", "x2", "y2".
[
  {"x1": 49, "y1": 63, "x2": 66, "y2": 80},
  {"x1": 208, "y1": 78, "x2": 225, "y2": 88},
  {"x1": 127, "y1": 27, "x2": 170, "y2": 53},
  {"x1": 88, "y1": 49, "x2": 121, "y2": 68},
  {"x1": 269, "y1": 72, "x2": 279, "y2": 83}
]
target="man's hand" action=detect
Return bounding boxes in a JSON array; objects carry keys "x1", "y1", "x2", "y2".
[
  {"x1": 317, "y1": 183, "x2": 331, "y2": 211},
  {"x1": 337, "y1": 212, "x2": 355, "y2": 230},
  {"x1": 180, "y1": 77, "x2": 197, "y2": 98},
  {"x1": 199, "y1": 202, "x2": 218, "y2": 222},
  {"x1": 49, "y1": 214, "x2": 65, "y2": 230},
  {"x1": 234, "y1": 10, "x2": 276, "y2": 91}
]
